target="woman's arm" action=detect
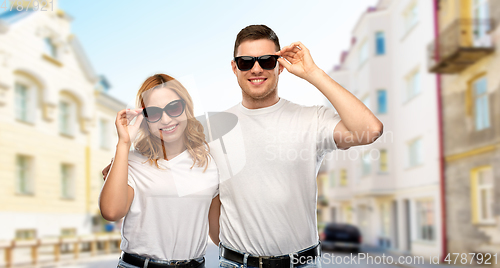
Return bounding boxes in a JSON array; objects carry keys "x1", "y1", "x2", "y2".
[
  {"x1": 208, "y1": 195, "x2": 221, "y2": 245},
  {"x1": 99, "y1": 142, "x2": 134, "y2": 221},
  {"x1": 98, "y1": 109, "x2": 143, "y2": 221}
]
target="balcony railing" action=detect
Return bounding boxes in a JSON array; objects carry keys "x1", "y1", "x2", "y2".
[{"x1": 428, "y1": 19, "x2": 495, "y2": 73}]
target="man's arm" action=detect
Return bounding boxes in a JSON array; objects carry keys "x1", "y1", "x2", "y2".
[
  {"x1": 208, "y1": 195, "x2": 221, "y2": 245},
  {"x1": 277, "y1": 42, "x2": 383, "y2": 149}
]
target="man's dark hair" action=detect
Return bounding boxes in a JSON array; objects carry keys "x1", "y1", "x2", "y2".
[{"x1": 233, "y1": 25, "x2": 280, "y2": 57}]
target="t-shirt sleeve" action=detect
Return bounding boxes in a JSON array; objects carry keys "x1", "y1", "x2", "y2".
[
  {"x1": 213, "y1": 185, "x2": 219, "y2": 198},
  {"x1": 127, "y1": 164, "x2": 136, "y2": 190},
  {"x1": 212, "y1": 158, "x2": 220, "y2": 199},
  {"x1": 316, "y1": 105, "x2": 342, "y2": 154}
]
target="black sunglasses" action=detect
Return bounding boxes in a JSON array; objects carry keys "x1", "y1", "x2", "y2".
[
  {"x1": 143, "y1": 99, "x2": 186, "y2": 123},
  {"x1": 234, "y1": 55, "x2": 280, "y2": 71}
]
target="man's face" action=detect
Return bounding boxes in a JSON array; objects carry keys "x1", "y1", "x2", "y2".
[{"x1": 232, "y1": 39, "x2": 284, "y2": 102}]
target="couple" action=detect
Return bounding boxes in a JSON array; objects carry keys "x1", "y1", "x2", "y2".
[{"x1": 99, "y1": 25, "x2": 383, "y2": 268}]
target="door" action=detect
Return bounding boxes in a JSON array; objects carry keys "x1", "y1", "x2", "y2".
[{"x1": 473, "y1": 0, "x2": 491, "y2": 46}]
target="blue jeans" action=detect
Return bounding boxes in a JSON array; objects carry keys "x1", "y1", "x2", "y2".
[
  {"x1": 117, "y1": 253, "x2": 205, "y2": 268},
  {"x1": 218, "y1": 243, "x2": 322, "y2": 268}
]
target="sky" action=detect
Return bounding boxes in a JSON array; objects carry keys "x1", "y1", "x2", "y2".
[{"x1": 58, "y1": 0, "x2": 379, "y2": 114}]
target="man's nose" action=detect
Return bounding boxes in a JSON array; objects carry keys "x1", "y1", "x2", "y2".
[{"x1": 251, "y1": 60, "x2": 263, "y2": 74}]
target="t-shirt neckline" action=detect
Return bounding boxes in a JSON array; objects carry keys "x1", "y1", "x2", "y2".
[
  {"x1": 158, "y1": 149, "x2": 189, "y2": 164},
  {"x1": 238, "y1": 98, "x2": 286, "y2": 115},
  {"x1": 130, "y1": 148, "x2": 189, "y2": 166}
]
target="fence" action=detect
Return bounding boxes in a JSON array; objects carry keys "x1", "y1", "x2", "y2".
[{"x1": 0, "y1": 233, "x2": 121, "y2": 268}]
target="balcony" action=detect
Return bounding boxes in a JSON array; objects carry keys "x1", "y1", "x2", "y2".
[{"x1": 428, "y1": 19, "x2": 495, "y2": 74}]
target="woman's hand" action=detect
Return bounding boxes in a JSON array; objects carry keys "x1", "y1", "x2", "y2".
[{"x1": 115, "y1": 108, "x2": 144, "y2": 146}]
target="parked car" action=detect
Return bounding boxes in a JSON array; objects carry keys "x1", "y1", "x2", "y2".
[{"x1": 320, "y1": 223, "x2": 361, "y2": 252}]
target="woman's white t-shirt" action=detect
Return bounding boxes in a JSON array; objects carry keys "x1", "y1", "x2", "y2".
[{"x1": 120, "y1": 149, "x2": 219, "y2": 261}]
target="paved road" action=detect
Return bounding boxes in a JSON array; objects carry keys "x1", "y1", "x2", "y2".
[{"x1": 61, "y1": 243, "x2": 401, "y2": 268}]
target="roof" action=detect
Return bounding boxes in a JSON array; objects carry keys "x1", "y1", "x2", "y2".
[
  {"x1": 0, "y1": 9, "x2": 100, "y2": 84},
  {"x1": 0, "y1": 9, "x2": 36, "y2": 25},
  {"x1": 332, "y1": 0, "x2": 393, "y2": 71}
]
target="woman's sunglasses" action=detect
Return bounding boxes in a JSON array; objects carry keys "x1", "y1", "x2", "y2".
[
  {"x1": 234, "y1": 55, "x2": 280, "y2": 71},
  {"x1": 142, "y1": 99, "x2": 186, "y2": 123}
]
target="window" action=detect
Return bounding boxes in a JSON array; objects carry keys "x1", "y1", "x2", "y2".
[
  {"x1": 416, "y1": 200, "x2": 435, "y2": 241},
  {"x1": 15, "y1": 82, "x2": 34, "y2": 123},
  {"x1": 380, "y1": 202, "x2": 391, "y2": 237},
  {"x1": 340, "y1": 169, "x2": 348, "y2": 187},
  {"x1": 379, "y1": 149, "x2": 388, "y2": 172},
  {"x1": 478, "y1": 168, "x2": 494, "y2": 222},
  {"x1": 362, "y1": 153, "x2": 371, "y2": 176},
  {"x1": 375, "y1": 32, "x2": 385, "y2": 55},
  {"x1": 405, "y1": 69, "x2": 420, "y2": 101},
  {"x1": 472, "y1": 167, "x2": 494, "y2": 223},
  {"x1": 473, "y1": 77, "x2": 490, "y2": 130},
  {"x1": 99, "y1": 118, "x2": 109, "y2": 149},
  {"x1": 472, "y1": 0, "x2": 491, "y2": 46},
  {"x1": 61, "y1": 164, "x2": 74, "y2": 199},
  {"x1": 408, "y1": 138, "x2": 422, "y2": 168},
  {"x1": 403, "y1": 2, "x2": 419, "y2": 34},
  {"x1": 15, "y1": 229, "x2": 36, "y2": 240},
  {"x1": 329, "y1": 170, "x2": 335, "y2": 188},
  {"x1": 330, "y1": 207, "x2": 336, "y2": 222},
  {"x1": 16, "y1": 155, "x2": 33, "y2": 195},
  {"x1": 44, "y1": 37, "x2": 58, "y2": 59},
  {"x1": 59, "y1": 100, "x2": 74, "y2": 136},
  {"x1": 377, "y1": 90, "x2": 387, "y2": 114},
  {"x1": 59, "y1": 101, "x2": 70, "y2": 134},
  {"x1": 345, "y1": 206, "x2": 353, "y2": 223},
  {"x1": 359, "y1": 40, "x2": 369, "y2": 66}
]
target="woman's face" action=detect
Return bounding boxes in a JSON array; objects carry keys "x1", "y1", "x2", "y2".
[{"x1": 143, "y1": 87, "x2": 188, "y2": 146}]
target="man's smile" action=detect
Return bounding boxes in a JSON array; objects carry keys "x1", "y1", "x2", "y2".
[{"x1": 249, "y1": 77, "x2": 267, "y2": 85}]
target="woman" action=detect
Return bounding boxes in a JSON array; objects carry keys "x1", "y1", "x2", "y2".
[{"x1": 99, "y1": 74, "x2": 220, "y2": 268}]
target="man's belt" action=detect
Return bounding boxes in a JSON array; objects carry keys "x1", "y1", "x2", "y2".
[{"x1": 220, "y1": 243, "x2": 321, "y2": 268}]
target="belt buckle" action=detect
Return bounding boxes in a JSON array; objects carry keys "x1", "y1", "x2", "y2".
[{"x1": 258, "y1": 256, "x2": 270, "y2": 268}]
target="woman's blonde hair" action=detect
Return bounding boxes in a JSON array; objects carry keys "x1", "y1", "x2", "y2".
[{"x1": 134, "y1": 74, "x2": 210, "y2": 171}]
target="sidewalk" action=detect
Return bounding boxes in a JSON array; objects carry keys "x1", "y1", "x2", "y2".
[
  {"x1": 0, "y1": 243, "x2": 221, "y2": 268},
  {"x1": 361, "y1": 245, "x2": 487, "y2": 268},
  {"x1": 0, "y1": 252, "x2": 120, "y2": 268}
]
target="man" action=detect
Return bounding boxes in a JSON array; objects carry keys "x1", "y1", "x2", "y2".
[
  {"x1": 215, "y1": 25, "x2": 382, "y2": 268},
  {"x1": 103, "y1": 25, "x2": 382, "y2": 268}
]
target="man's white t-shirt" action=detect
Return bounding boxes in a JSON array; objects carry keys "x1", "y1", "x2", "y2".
[
  {"x1": 120, "y1": 149, "x2": 219, "y2": 261},
  {"x1": 209, "y1": 98, "x2": 341, "y2": 256}
]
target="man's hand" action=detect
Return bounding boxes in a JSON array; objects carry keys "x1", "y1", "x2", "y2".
[
  {"x1": 102, "y1": 161, "x2": 112, "y2": 181},
  {"x1": 276, "y1": 42, "x2": 321, "y2": 81}
]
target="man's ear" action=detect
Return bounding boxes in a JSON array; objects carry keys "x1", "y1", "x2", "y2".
[
  {"x1": 278, "y1": 61, "x2": 285, "y2": 74},
  {"x1": 231, "y1": 60, "x2": 238, "y2": 76}
]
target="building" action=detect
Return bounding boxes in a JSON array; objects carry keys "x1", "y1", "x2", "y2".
[
  {"x1": 428, "y1": 0, "x2": 500, "y2": 254},
  {"x1": 322, "y1": 0, "x2": 444, "y2": 257},
  {"x1": 0, "y1": 0, "x2": 123, "y2": 243}
]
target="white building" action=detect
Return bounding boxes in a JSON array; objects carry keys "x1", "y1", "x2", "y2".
[
  {"x1": 0, "y1": 0, "x2": 123, "y2": 242},
  {"x1": 322, "y1": 0, "x2": 443, "y2": 257}
]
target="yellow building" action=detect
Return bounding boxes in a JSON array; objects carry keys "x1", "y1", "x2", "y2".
[
  {"x1": 429, "y1": 0, "x2": 500, "y2": 255},
  {"x1": 0, "y1": 0, "x2": 124, "y2": 242}
]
